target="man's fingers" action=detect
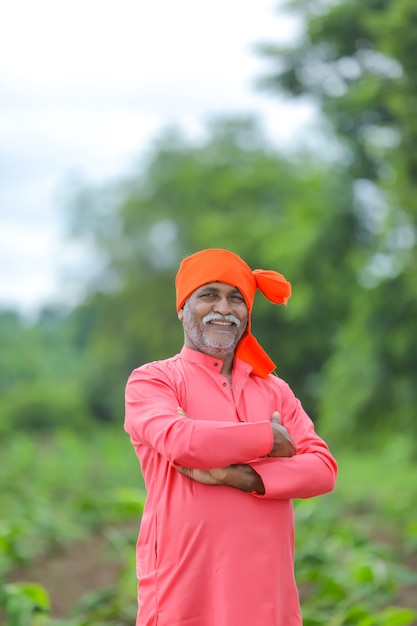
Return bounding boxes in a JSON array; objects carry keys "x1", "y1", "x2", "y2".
[
  {"x1": 174, "y1": 465, "x2": 190, "y2": 477},
  {"x1": 209, "y1": 467, "x2": 229, "y2": 482},
  {"x1": 270, "y1": 411, "x2": 296, "y2": 457},
  {"x1": 271, "y1": 411, "x2": 281, "y2": 424}
]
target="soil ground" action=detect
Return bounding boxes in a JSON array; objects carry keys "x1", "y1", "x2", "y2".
[{"x1": 5, "y1": 532, "x2": 124, "y2": 618}]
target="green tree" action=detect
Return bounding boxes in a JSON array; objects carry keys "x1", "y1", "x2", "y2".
[
  {"x1": 63, "y1": 117, "x2": 357, "y2": 422},
  {"x1": 0, "y1": 309, "x2": 90, "y2": 433},
  {"x1": 257, "y1": 0, "x2": 417, "y2": 448}
]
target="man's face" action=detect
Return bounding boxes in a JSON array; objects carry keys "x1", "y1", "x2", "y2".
[{"x1": 178, "y1": 282, "x2": 248, "y2": 359}]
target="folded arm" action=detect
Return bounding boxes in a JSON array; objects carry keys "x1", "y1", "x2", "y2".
[
  {"x1": 125, "y1": 366, "x2": 275, "y2": 469},
  {"x1": 173, "y1": 382, "x2": 337, "y2": 500}
]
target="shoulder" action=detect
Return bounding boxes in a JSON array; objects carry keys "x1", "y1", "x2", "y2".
[
  {"x1": 264, "y1": 372, "x2": 290, "y2": 391},
  {"x1": 127, "y1": 353, "x2": 182, "y2": 382},
  {"x1": 125, "y1": 353, "x2": 189, "y2": 406},
  {"x1": 259, "y1": 372, "x2": 296, "y2": 401}
]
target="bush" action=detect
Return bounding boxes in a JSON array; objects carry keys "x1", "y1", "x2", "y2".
[{"x1": 0, "y1": 382, "x2": 91, "y2": 434}]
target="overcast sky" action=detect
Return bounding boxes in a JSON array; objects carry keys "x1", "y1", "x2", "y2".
[{"x1": 0, "y1": 0, "x2": 313, "y2": 317}]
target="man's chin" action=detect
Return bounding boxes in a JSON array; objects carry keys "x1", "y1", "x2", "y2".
[{"x1": 202, "y1": 342, "x2": 238, "y2": 359}]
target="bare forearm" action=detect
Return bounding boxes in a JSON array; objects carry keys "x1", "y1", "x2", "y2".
[
  {"x1": 211, "y1": 465, "x2": 265, "y2": 494},
  {"x1": 174, "y1": 464, "x2": 265, "y2": 494}
]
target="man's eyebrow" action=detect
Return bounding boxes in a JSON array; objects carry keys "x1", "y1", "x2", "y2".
[{"x1": 198, "y1": 286, "x2": 242, "y2": 295}]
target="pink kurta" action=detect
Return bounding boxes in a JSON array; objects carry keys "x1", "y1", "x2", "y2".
[{"x1": 125, "y1": 347, "x2": 337, "y2": 626}]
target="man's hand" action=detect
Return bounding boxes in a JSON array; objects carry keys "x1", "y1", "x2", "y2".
[
  {"x1": 214, "y1": 465, "x2": 265, "y2": 494},
  {"x1": 269, "y1": 411, "x2": 296, "y2": 457},
  {"x1": 174, "y1": 406, "x2": 293, "y2": 488},
  {"x1": 174, "y1": 465, "x2": 265, "y2": 494}
]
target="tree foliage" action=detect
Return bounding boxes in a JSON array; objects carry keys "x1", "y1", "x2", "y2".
[
  {"x1": 257, "y1": 0, "x2": 417, "y2": 447},
  {"x1": 62, "y1": 117, "x2": 360, "y2": 422},
  {"x1": 0, "y1": 310, "x2": 91, "y2": 434},
  {"x1": 1, "y1": 1, "x2": 416, "y2": 453}
]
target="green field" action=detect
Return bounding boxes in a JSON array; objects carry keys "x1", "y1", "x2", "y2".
[{"x1": 1, "y1": 429, "x2": 416, "y2": 626}]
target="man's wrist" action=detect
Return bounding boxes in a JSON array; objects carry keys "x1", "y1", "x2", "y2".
[{"x1": 249, "y1": 468, "x2": 265, "y2": 495}]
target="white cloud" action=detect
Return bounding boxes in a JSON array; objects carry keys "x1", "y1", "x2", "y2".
[
  {"x1": 0, "y1": 220, "x2": 60, "y2": 312},
  {"x1": 0, "y1": 0, "x2": 310, "y2": 315}
]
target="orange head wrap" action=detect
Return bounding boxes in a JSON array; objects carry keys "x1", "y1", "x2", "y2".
[{"x1": 175, "y1": 248, "x2": 291, "y2": 378}]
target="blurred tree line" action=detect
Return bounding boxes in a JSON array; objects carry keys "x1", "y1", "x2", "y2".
[{"x1": 1, "y1": 0, "x2": 415, "y2": 452}]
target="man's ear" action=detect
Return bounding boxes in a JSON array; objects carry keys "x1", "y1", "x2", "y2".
[{"x1": 178, "y1": 308, "x2": 184, "y2": 321}]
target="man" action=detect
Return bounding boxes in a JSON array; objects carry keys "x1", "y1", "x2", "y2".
[{"x1": 125, "y1": 248, "x2": 337, "y2": 626}]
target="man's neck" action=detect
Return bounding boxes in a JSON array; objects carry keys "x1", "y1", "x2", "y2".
[{"x1": 220, "y1": 354, "x2": 234, "y2": 377}]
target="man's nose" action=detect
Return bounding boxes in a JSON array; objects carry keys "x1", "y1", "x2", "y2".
[{"x1": 214, "y1": 297, "x2": 232, "y2": 315}]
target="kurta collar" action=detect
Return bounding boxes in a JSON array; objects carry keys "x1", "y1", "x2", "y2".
[{"x1": 179, "y1": 346, "x2": 253, "y2": 377}]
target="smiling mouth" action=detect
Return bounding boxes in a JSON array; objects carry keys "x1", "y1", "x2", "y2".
[{"x1": 207, "y1": 320, "x2": 235, "y2": 326}]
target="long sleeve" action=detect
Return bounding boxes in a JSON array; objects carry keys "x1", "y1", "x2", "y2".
[
  {"x1": 250, "y1": 453, "x2": 337, "y2": 500},
  {"x1": 249, "y1": 379, "x2": 337, "y2": 500},
  {"x1": 125, "y1": 364, "x2": 273, "y2": 469}
]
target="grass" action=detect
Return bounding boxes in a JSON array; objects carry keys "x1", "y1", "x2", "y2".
[
  {"x1": 1, "y1": 428, "x2": 416, "y2": 625},
  {"x1": 0, "y1": 427, "x2": 144, "y2": 575},
  {"x1": 330, "y1": 437, "x2": 417, "y2": 551}
]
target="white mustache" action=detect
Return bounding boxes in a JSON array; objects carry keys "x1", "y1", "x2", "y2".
[{"x1": 203, "y1": 312, "x2": 241, "y2": 326}]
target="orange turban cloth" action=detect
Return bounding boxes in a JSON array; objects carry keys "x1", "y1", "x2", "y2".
[{"x1": 175, "y1": 249, "x2": 291, "y2": 378}]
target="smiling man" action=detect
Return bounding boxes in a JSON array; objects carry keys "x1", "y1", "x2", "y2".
[
  {"x1": 124, "y1": 248, "x2": 337, "y2": 626},
  {"x1": 179, "y1": 282, "x2": 248, "y2": 374}
]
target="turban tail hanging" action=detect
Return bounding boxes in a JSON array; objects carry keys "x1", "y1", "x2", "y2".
[{"x1": 175, "y1": 249, "x2": 292, "y2": 378}]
